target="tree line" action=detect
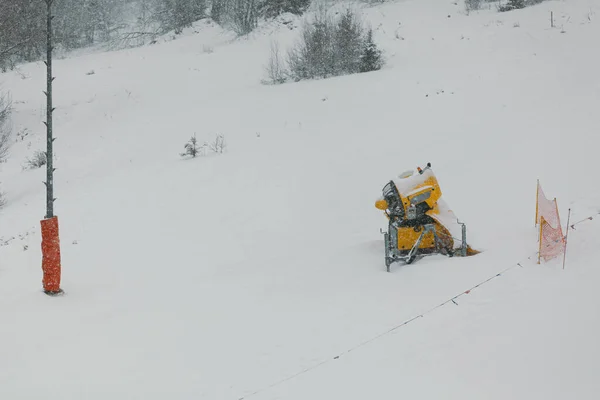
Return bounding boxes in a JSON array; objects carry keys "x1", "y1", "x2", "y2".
[{"x1": 0, "y1": 0, "x2": 311, "y2": 70}]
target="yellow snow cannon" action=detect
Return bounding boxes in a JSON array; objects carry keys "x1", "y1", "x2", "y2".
[{"x1": 375, "y1": 163, "x2": 478, "y2": 270}]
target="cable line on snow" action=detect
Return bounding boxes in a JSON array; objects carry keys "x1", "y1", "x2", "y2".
[
  {"x1": 238, "y1": 255, "x2": 539, "y2": 400},
  {"x1": 568, "y1": 212, "x2": 600, "y2": 230},
  {"x1": 240, "y1": 208, "x2": 600, "y2": 399}
]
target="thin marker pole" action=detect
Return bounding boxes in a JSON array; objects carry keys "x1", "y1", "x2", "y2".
[{"x1": 562, "y1": 208, "x2": 571, "y2": 270}]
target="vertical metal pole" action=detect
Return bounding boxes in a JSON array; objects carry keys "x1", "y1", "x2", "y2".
[
  {"x1": 562, "y1": 208, "x2": 571, "y2": 270},
  {"x1": 43, "y1": 0, "x2": 55, "y2": 219},
  {"x1": 384, "y1": 232, "x2": 390, "y2": 272},
  {"x1": 461, "y1": 223, "x2": 467, "y2": 257},
  {"x1": 40, "y1": 0, "x2": 63, "y2": 296}
]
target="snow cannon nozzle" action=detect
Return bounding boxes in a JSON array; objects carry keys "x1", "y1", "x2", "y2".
[{"x1": 417, "y1": 162, "x2": 432, "y2": 175}]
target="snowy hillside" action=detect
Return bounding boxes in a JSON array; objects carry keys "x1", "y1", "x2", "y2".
[{"x1": 1, "y1": 0, "x2": 600, "y2": 399}]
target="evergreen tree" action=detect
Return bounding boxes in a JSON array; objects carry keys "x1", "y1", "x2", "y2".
[
  {"x1": 334, "y1": 9, "x2": 364, "y2": 74},
  {"x1": 359, "y1": 28, "x2": 383, "y2": 73},
  {"x1": 285, "y1": 8, "x2": 384, "y2": 82},
  {"x1": 180, "y1": 134, "x2": 205, "y2": 158}
]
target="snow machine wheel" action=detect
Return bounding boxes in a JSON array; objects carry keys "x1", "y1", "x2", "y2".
[{"x1": 440, "y1": 247, "x2": 454, "y2": 257}]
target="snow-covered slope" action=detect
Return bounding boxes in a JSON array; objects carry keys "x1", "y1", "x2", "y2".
[{"x1": 1, "y1": 0, "x2": 599, "y2": 399}]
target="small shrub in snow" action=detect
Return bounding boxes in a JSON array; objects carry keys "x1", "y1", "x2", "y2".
[
  {"x1": 24, "y1": 150, "x2": 47, "y2": 170},
  {"x1": 0, "y1": 188, "x2": 5, "y2": 209},
  {"x1": 180, "y1": 134, "x2": 206, "y2": 158},
  {"x1": 209, "y1": 134, "x2": 226, "y2": 154},
  {"x1": 265, "y1": 41, "x2": 288, "y2": 84},
  {"x1": 15, "y1": 128, "x2": 30, "y2": 142}
]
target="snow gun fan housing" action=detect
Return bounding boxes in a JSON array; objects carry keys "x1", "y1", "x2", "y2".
[{"x1": 375, "y1": 163, "x2": 478, "y2": 270}]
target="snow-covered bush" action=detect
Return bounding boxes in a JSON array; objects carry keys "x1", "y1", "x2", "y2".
[
  {"x1": 0, "y1": 188, "x2": 5, "y2": 209},
  {"x1": 286, "y1": 10, "x2": 337, "y2": 80},
  {"x1": 24, "y1": 150, "x2": 47, "y2": 170},
  {"x1": 465, "y1": 0, "x2": 482, "y2": 13},
  {"x1": 209, "y1": 134, "x2": 226, "y2": 153},
  {"x1": 265, "y1": 41, "x2": 288, "y2": 84},
  {"x1": 265, "y1": 7, "x2": 383, "y2": 83}
]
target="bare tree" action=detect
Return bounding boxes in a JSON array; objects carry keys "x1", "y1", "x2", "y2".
[
  {"x1": 0, "y1": 91, "x2": 10, "y2": 210},
  {"x1": 113, "y1": 0, "x2": 163, "y2": 48},
  {"x1": 0, "y1": 0, "x2": 45, "y2": 70},
  {"x1": 265, "y1": 40, "x2": 287, "y2": 84},
  {"x1": 0, "y1": 91, "x2": 12, "y2": 163},
  {"x1": 208, "y1": 134, "x2": 226, "y2": 153},
  {"x1": 152, "y1": 0, "x2": 207, "y2": 34},
  {"x1": 232, "y1": 0, "x2": 258, "y2": 35},
  {"x1": 0, "y1": 0, "x2": 134, "y2": 68}
]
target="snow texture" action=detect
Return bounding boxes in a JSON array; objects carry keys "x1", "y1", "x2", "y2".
[{"x1": 1, "y1": 0, "x2": 599, "y2": 399}]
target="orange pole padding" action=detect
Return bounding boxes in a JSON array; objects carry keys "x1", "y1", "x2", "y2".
[{"x1": 41, "y1": 216, "x2": 62, "y2": 294}]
